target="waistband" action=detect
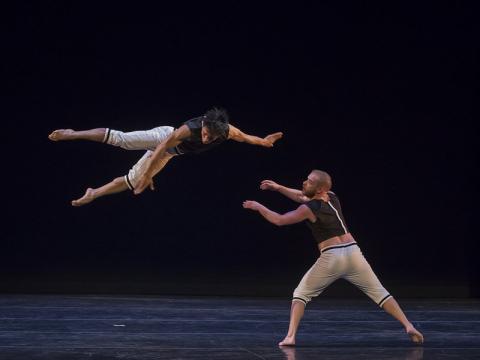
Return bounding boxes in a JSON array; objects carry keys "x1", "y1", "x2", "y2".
[{"x1": 320, "y1": 242, "x2": 358, "y2": 254}]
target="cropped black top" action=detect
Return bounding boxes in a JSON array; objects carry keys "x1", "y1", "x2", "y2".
[
  {"x1": 304, "y1": 192, "x2": 350, "y2": 243},
  {"x1": 175, "y1": 117, "x2": 229, "y2": 155}
]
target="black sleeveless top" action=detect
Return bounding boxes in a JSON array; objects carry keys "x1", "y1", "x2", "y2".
[
  {"x1": 175, "y1": 117, "x2": 229, "y2": 155},
  {"x1": 305, "y1": 192, "x2": 350, "y2": 243}
]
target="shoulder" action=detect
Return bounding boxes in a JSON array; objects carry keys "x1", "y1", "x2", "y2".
[
  {"x1": 327, "y1": 191, "x2": 339, "y2": 201},
  {"x1": 327, "y1": 191, "x2": 343, "y2": 208},
  {"x1": 304, "y1": 199, "x2": 321, "y2": 211},
  {"x1": 298, "y1": 203, "x2": 316, "y2": 222},
  {"x1": 227, "y1": 124, "x2": 240, "y2": 139},
  {"x1": 173, "y1": 124, "x2": 193, "y2": 140},
  {"x1": 183, "y1": 116, "x2": 205, "y2": 130}
]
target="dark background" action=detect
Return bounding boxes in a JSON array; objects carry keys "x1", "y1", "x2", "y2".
[{"x1": 3, "y1": 2, "x2": 477, "y2": 298}]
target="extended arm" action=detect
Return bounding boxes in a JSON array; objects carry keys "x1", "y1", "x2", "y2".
[
  {"x1": 260, "y1": 180, "x2": 310, "y2": 203},
  {"x1": 243, "y1": 201, "x2": 315, "y2": 226},
  {"x1": 228, "y1": 124, "x2": 283, "y2": 147},
  {"x1": 134, "y1": 125, "x2": 191, "y2": 194}
]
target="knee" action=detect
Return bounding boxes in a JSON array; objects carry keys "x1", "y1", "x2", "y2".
[{"x1": 293, "y1": 288, "x2": 312, "y2": 306}]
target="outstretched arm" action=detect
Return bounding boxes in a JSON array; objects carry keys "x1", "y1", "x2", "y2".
[
  {"x1": 243, "y1": 201, "x2": 315, "y2": 226},
  {"x1": 228, "y1": 124, "x2": 283, "y2": 147},
  {"x1": 260, "y1": 180, "x2": 311, "y2": 203},
  {"x1": 134, "y1": 125, "x2": 191, "y2": 195}
]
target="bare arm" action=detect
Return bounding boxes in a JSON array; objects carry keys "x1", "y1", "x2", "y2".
[
  {"x1": 228, "y1": 124, "x2": 283, "y2": 147},
  {"x1": 243, "y1": 201, "x2": 315, "y2": 226},
  {"x1": 260, "y1": 180, "x2": 310, "y2": 203},
  {"x1": 134, "y1": 125, "x2": 191, "y2": 194}
]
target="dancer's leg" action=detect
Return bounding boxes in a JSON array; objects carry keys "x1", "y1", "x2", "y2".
[
  {"x1": 72, "y1": 176, "x2": 128, "y2": 206},
  {"x1": 72, "y1": 151, "x2": 176, "y2": 206},
  {"x1": 279, "y1": 300, "x2": 305, "y2": 346},
  {"x1": 49, "y1": 128, "x2": 106, "y2": 142},
  {"x1": 280, "y1": 252, "x2": 340, "y2": 346},
  {"x1": 382, "y1": 297, "x2": 424, "y2": 344},
  {"x1": 344, "y1": 246, "x2": 424, "y2": 344},
  {"x1": 125, "y1": 151, "x2": 175, "y2": 191}
]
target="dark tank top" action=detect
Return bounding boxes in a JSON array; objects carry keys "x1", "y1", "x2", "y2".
[
  {"x1": 305, "y1": 192, "x2": 350, "y2": 243},
  {"x1": 175, "y1": 117, "x2": 229, "y2": 155}
]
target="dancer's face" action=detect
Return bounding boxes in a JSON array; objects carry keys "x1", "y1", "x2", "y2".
[
  {"x1": 302, "y1": 173, "x2": 320, "y2": 198},
  {"x1": 201, "y1": 126, "x2": 219, "y2": 144}
]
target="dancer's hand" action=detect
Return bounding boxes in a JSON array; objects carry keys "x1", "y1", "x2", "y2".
[
  {"x1": 263, "y1": 132, "x2": 283, "y2": 147},
  {"x1": 260, "y1": 180, "x2": 280, "y2": 191},
  {"x1": 134, "y1": 173, "x2": 154, "y2": 195},
  {"x1": 243, "y1": 200, "x2": 261, "y2": 211}
]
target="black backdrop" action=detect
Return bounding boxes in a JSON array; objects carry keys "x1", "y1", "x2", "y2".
[{"x1": 3, "y1": 2, "x2": 477, "y2": 297}]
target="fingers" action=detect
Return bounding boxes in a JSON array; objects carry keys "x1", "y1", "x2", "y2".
[
  {"x1": 268, "y1": 132, "x2": 283, "y2": 137},
  {"x1": 260, "y1": 179, "x2": 275, "y2": 190},
  {"x1": 134, "y1": 182, "x2": 147, "y2": 195},
  {"x1": 149, "y1": 180, "x2": 155, "y2": 191}
]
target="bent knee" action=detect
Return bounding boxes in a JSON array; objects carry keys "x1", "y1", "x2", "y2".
[{"x1": 293, "y1": 288, "x2": 315, "y2": 306}]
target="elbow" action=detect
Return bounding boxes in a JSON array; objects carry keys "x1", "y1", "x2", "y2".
[{"x1": 272, "y1": 218, "x2": 285, "y2": 226}]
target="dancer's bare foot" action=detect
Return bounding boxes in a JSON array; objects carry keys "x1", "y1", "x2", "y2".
[
  {"x1": 72, "y1": 188, "x2": 96, "y2": 207},
  {"x1": 278, "y1": 335, "x2": 296, "y2": 346},
  {"x1": 48, "y1": 129, "x2": 75, "y2": 141},
  {"x1": 406, "y1": 324, "x2": 424, "y2": 344}
]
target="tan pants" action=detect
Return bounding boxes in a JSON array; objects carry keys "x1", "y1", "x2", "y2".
[
  {"x1": 105, "y1": 126, "x2": 177, "y2": 190},
  {"x1": 293, "y1": 242, "x2": 392, "y2": 307}
]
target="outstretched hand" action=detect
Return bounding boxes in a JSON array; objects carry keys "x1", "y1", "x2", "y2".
[
  {"x1": 243, "y1": 200, "x2": 262, "y2": 211},
  {"x1": 134, "y1": 174, "x2": 155, "y2": 195},
  {"x1": 260, "y1": 179, "x2": 280, "y2": 191},
  {"x1": 263, "y1": 132, "x2": 283, "y2": 147}
]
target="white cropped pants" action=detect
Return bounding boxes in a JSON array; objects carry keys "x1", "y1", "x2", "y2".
[
  {"x1": 103, "y1": 126, "x2": 177, "y2": 190},
  {"x1": 293, "y1": 242, "x2": 392, "y2": 307}
]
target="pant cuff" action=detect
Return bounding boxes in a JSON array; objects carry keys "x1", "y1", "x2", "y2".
[
  {"x1": 103, "y1": 128, "x2": 112, "y2": 144},
  {"x1": 378, "y1": 294, "x2": 392, "y2": 307},
  {"x1": 125, "y1": 175, "x2": 134, "y2": 191}
]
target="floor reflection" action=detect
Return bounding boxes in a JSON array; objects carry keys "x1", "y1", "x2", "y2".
[{"x1": 279, "y1": 346, "x2": 424, "y2": 360}]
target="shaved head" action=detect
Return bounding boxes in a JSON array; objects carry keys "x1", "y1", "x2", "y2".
[
  {"x1": 302, "y1": 170, "x2": 332, "y2": 198},
  {"x1": 311, "y1": 170, "x2": 332, "y2": 191}
]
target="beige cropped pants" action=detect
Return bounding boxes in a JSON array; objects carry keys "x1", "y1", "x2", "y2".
[
  {"x1": 104, "y1": 126, "x2": 177, "y2": 190},
  {"x1": 293, "y1": 242, "x2": 392, "y2": 307}
]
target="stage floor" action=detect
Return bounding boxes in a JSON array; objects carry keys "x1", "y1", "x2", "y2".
[{"x1": 0, "y1": 295, "x2": 478, "y2": 359}]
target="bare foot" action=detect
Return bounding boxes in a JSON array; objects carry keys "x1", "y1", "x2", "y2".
[
  {"x1": 278, "y1": 335, "x2": 296, "y2": 346},
  {"x1": 72, "y1": 188, "x2": 96, "y2": 207},
  {"x1": 48, "y1": 129, "x2": 75, "y2": 141},
  {"x1": 406, "y1": 324, "x2": 424, "y2": 344}
]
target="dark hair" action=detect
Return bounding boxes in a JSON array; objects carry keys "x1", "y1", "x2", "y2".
[
  {"x1": 204, "y1": 107, "x2": 229, "y2": 124},
  {"x1": 203, "y1": 107, "x2": 229, "y2": 138}
]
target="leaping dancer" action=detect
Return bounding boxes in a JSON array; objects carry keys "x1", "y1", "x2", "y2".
[{"x1": 49, "y1": 108, "x2": 283, "y2": 206}]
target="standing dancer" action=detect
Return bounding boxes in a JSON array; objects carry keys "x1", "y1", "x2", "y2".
[
  {"x1": 49, "y1": 108, "x2": 283, "y2": 206},
  {"x1": 243, "y1": 170, "x2": 424, "y2": 346}
]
